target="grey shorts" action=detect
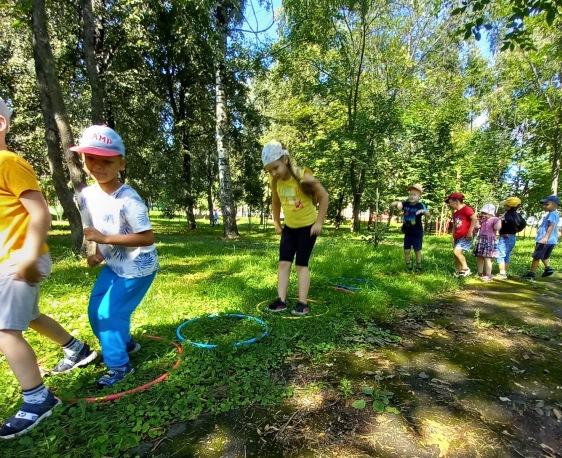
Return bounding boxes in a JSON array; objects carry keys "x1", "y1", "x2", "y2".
[{"x1": 0, "y1": 253, "x2": 52, "y2": 331}]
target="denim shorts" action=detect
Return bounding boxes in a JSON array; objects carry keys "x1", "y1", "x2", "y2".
[
  {"x1": 496, "y1": 234, "x2": 516, "y2": 264},
  {"x1": 454, "y1": 237, "x2": 473, "y2": 252}
]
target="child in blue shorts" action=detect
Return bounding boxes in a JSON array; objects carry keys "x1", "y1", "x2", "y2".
[
  {"x1": 391, "y1": 184, "x2": 430, "y2": 272},
  {"x1": 70, "y1": 125, "x2": 159, "y2": 387}
]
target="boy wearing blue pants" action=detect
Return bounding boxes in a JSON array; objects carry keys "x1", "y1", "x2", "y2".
[
  {"x1": 70, "y1": 125, "x2": 159, "y2": 387},
  {"x1": 0, "y1": 98, "x2": 96, "y2": 439}
]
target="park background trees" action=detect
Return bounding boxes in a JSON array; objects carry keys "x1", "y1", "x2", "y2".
[{"x1": 0, "y1": 0, "x2": 560, "y2": 244}]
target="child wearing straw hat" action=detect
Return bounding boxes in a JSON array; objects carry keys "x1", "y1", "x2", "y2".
[{"x1": 497, "y1": 197, "x2": 526, "y2": 279}]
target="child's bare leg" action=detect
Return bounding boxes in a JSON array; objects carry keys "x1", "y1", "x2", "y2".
[
  {"x1": 530, "y1": 259, "x2": 540, "y2": 273},
  {"x1": 454, "y1": 248, "x2": 468, "y2": 270},
  {"x1": 0, "y1": 330, "x2": 42, "y2": 390},
  {"x1": 476, "y1": 257, "x2": 484, "y2": 275},
  {"x1": 484, "y1": 258, "x2": 493, "y2": 276},
  {"x1": 541, "y1": 259, "x2": 551, "y2": 269},
  {"x1": 404, "y1": 249, "x2": 411, "y2": 265},
  {"x1": 29, "y1": 314, "x2": 73, "y2": 346},
  {"x1": 415, "y1": 250, "x2": 422, "y2": 264},
  {"x1": 277, "y1": 261, "x2": 292, "y2": 302},
  {"x1": 295, "y1": 265, "x2": 310, "y2": 304}
]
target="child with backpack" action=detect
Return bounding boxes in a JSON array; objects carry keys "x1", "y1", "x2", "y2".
[{"x1": 496, "y1": 197, "x2": 526, "y2": 279}]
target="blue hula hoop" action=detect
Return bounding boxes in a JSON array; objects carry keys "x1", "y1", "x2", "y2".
[
  {"x1": 327, "y1": 277, "x2": 373, "y2": 291},
  {"x1": 176, "y1": 313, "x2": 269, "y2": 349}
]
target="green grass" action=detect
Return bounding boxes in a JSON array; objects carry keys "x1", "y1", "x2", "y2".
[{"x1": 0, "y1": 216, "x2": 540, "y2": 457}]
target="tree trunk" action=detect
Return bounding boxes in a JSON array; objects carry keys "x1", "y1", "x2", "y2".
[
  {"x1": 215, "y1": 2, "x2": 239, "y2": 239},
  {"x1": 335, "y1": 190, "x2": 345, "y2": 230},
  {"x1": 182, "y1": 151, "x2": 197, "y2": 230},
  {"x1": 551, "y1": 134, "x2": 560, "y2": 195},
  {"x1": 31, "y1": 0, "x2": 87, "y2": 252},
  {"x1": 350, "y1": 164, "x2": 365, "y2": 232},
  {"x1": 80, "y1": 0, "x2": 106, "y2": 124}
]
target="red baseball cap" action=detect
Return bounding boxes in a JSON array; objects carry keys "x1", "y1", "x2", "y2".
[{"x1": 444, "y1": 192, "x2": 464, "y2": 203}]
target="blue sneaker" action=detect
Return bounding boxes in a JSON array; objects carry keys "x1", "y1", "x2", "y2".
[
  {"x1": 126, "y1": 338, "x2": 141, "y2": 354},
  {"x1": 0, "y1": 391, "x2": 61, "y2": 440},
  {"x1": 97, "y1": 363, "x2": 135, "y2": 388},
  {"x1": 51, "y1": 343, "x2": 98, "y2": 374}
]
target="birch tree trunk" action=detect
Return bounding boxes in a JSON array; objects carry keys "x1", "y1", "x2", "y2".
[{"x1": 215, "y1": 1, "x2": 239, "y2": 239}]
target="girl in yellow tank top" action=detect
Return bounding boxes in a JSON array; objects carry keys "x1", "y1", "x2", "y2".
[{"x1": 262, "y1": 140, "x2": 329, "y2": 316}]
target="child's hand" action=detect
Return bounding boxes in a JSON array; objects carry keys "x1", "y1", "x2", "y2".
[
  {"x1": 310, "y1": 222, "x2": 323, "y2": 236},
  {"x1": 465, "y1": 234, "x2": 473, "y2": 240},
  {"x1": 416, "y1": 209, "x2": 424, "y2": 215},
  {"x1": 274, "y1": 222, "x2": 283, "y2": 235},
  {"x1": 15, "y1": 258, "x2": 43, "y2": 284},
  {"x1": 540, "y1": 237, "x2": 548, "y2": 244},
  {"x1": 84, "y1": 227, "x2": 107, "y2": 244},
  {"x1": 87, "y1": 253, "x2": 105, "y2": 267}
]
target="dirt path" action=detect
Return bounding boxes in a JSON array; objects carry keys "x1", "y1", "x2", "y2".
[{"x1": 146, "y1": 276, "x2": 562, "y2": 458}]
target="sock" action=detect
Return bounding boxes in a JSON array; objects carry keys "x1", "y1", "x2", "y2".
[
  {"x1": 23, "y1": 384, "x2": 49, "y2": 404},
  {"x1": 500, "y1": 269, "x2": 506, "y2": 275},
  {"x1": 62, "y1": 337, "x2": 84, "y2": 357}
]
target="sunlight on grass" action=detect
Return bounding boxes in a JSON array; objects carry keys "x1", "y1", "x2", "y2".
[{"x1": 2, "y1": 216, "x2": 540, "y2": 456}]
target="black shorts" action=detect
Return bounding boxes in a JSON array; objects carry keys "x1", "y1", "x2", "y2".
[
  {"x1": 531, "y1": 243, "x2": 555, "y2": 260},
  {"x1": 279, "y1": 225, "x2": 317, "y2": 267}
]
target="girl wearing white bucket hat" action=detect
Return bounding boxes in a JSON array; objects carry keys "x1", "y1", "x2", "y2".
[{"x1": 472, "y1": 203, "x2": 501, "y2": 281}]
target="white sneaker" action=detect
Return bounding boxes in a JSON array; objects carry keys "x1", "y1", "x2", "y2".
[{"x1": 460, "y1": 269, "x2": 471, "y2": 277}]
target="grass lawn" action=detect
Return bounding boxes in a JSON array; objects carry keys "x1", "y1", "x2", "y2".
[{"x1": 0, "y1": 215, "x2": 539, "y2": 457}]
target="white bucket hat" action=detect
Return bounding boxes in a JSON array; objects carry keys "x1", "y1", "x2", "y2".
[
  {"x1": 262, "y1": 140, "x2": 288, "y2": 167},
  {"x1": 480, "y1": 203, "x2": 496, "y2": 215}
]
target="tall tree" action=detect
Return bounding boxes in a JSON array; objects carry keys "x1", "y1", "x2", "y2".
[
  {"x1": 215, "y1": 0, "x2": 241, "y2": 239},
  {"x1": 31, "y1": 0, "x2": 87, "y2": 251}
]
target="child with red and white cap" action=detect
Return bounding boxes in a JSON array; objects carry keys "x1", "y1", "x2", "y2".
[
  {"x1": 445, "y1": 192, "x2": 478, "y2": 277},
  {"x1": 390, "y1": 184, "x2": 430, "y2": 272},
  {"x1": 70, "y1": 125, "x2": 159, "y2": 387}
]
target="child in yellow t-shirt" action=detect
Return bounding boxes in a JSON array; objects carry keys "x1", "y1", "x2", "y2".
[
  {"x1": 262, "y1": 140, "x2": 329, "y2": 316},
  {"x1": 0, "y1": 97, "x2": 96, "y2": 440}
]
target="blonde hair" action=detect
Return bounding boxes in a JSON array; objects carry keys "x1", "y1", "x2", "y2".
[{"x1": 272, "y1": 142, "x2": 318, "y2": 202}]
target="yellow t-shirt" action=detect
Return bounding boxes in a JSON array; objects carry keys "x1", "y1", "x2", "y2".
[
  {"x1": 275, "y1": 169, "x2": 317, "y2": 229},
  {"x1": 0, "y1": 150, "x2": 49, "y2": 263}
]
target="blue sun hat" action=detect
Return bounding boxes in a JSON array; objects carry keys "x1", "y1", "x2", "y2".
[{"x1": 262, "y1": 140, "x2": 288, "y2": 167}]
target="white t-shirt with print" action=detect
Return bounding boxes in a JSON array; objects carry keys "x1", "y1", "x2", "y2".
[{"x1": 79, "y1": 184, "x2": 159, "y2": 278}]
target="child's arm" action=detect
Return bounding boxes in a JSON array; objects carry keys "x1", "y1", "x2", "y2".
[
  {"x1": 540, "y1": 221, "x2": 556, "y2": 244},
  {"x1": 17, "y1": 190, "x2": 51, "y2": 283},
  {"x1": 493, "y1": 217, "x2": 502, "y2": 232},
  {"x1": 416, "y1": 203, "x2": 430, "y2": 217},
  {"x1": 465, "y1": 213, "x2": 479, "y2": 240},
  {"x1": 390, "y1": 201, "x2": 403, "y2": 210},
  {"x1": 83, "y1": 227, "x2": 154, "y2": 247},
  {"x1": 302, "y1": 173, "x2": 329, "y2": 236},
  {"x1": 87, "y1": 245, "x2": 104, "y2": 267},
  {"x1": 271, "y1": 182, "x2": 282, "y2": 234}
]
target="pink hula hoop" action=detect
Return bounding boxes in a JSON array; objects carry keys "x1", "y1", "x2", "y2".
[{"x1": 65, "y1": 335, "x2": 183, "y2": 403}]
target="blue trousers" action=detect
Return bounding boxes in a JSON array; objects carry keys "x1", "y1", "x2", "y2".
[{"x1": 88, "y1": 266, "x2": 156, "y2": 368}]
